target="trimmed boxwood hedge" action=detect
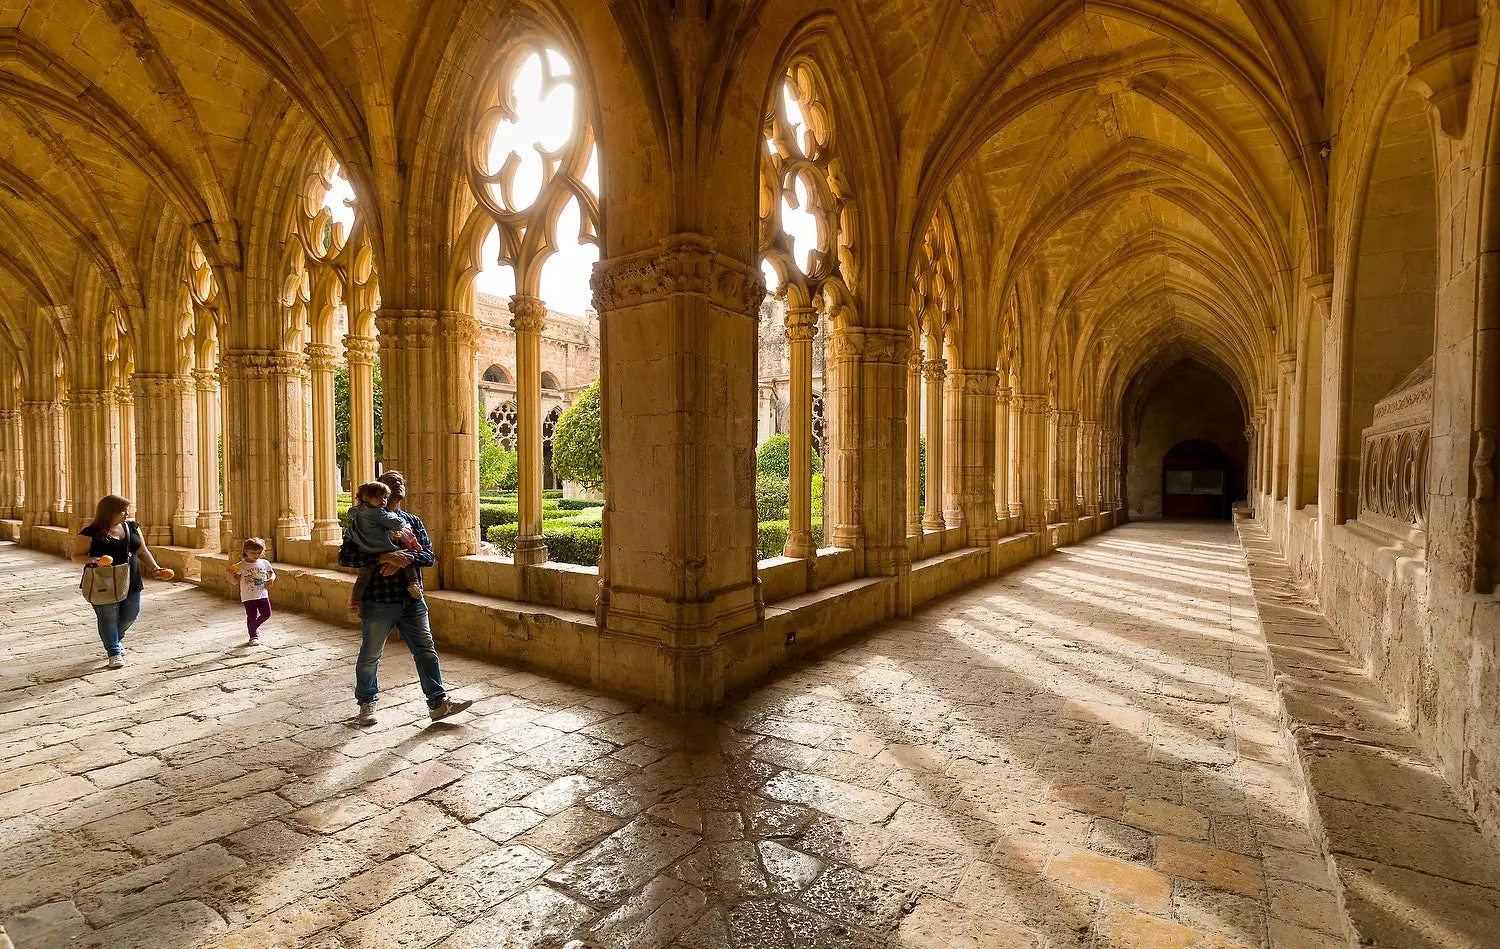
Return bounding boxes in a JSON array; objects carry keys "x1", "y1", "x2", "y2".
[{"x1": 485, "y1": 522, "x2": 602, "y2": 566}]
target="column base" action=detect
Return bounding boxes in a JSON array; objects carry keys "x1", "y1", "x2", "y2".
[
  {"x1": 514, "y1": 534, "x2": 549, "y2": 567},
  {"x1": 921, "y1": 515, "x2": 946, "y2": 532},
  {"x1": 311, "y1": 519, "x2": 342, "y2": 543},
  {"x1": 783, "y1": 530, "x2": 817, "y2": 560}
]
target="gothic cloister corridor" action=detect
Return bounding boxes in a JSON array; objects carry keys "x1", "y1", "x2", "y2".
[{"x1": 2, "y1": 522, "x2": 1493, "y2": 949}]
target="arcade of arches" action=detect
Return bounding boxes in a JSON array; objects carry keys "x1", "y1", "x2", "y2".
[{"x1": 3, "y1": 1, "x2": 1500, "y2": 945}]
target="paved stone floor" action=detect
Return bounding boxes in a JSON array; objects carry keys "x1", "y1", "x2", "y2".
[{"x1": 0, "y1": 522, "x2": 1351, "y2": 949}]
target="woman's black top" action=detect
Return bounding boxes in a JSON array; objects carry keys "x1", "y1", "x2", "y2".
[{"x1": 80, "y1": 521, "x2": 144, "y2": 593}]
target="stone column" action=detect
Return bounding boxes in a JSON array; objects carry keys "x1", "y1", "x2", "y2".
[
  {"x1": 1245, "y1": 421, "x2": 1261, "y2": 500},
  {"x1": 783, "y1": 305, "x2": 818, "y2": 559},
  {"x1": 852, "y1": 329, "x2": 910, "y2": 575},
  {"x1": 941, "y1": 370, "x2": 966, "y2": 533},
  {"x1": 0, "y1": 406, "x2": 21, "y2": 518},
  {"x1": 922, "y1": 356, "x2": 946, "y2": 531},
  {"x1": 1079, "y1": 419, "x2": 1100, "y2": 516},
  {"x1": 20, "y1": 399, "x2": 65, "y2": 527},
  {"x1": 65, "y1": 390, "x2": 115, "y2": 527},
  {"x1": 374, "y1": 309, "x2": 481, "y2": 580},
  {"x1": 510, "y1": 294, "x2": 549, "y2": 566},
  {"x1": 590, "y1": 235, "x2": 765, "y2": 710},
  {"x1": 953, "y1": 370, "x2": 997, "y2": 546},
  {"x1": 131, "y1": 373, "x2": 199, "y2": 547},
  {"x1": 1045, "y1": 407, "x2": 1060, "y2": 521},
  {"x1": 220, "y1": 352, "x2": 308, "y2": 558},
  {"x1": 824, "y1": 326, "x2": 865, "y2": 551},
  {"x1": 906, "y1": 349, "x2": 923, "y2": 536},
  {"x1": 192, "y1": 368, "x2": 222, "y2": 549},
  {"x1": 115, "y1": 384, "x2": 135, "y2": 501},
  {"x1": 306, "y1": 342, "x2": 341, "y2": 542},
  {"x1": 1016, "y1": 394, "x2": 1049, "y2": 533},
  {"x1": 344, "y1": 334, "x2": 378, "y2": 488},
  {"x1": 995, "y1": 386, "x2": 1012, "y2": 524},
  {"x1": 1275, "y1": 358, "x2": 1295, "y2": 500},
  {"x1": 1056, "y1": 410, "x2": 1079, "y2": 522}
]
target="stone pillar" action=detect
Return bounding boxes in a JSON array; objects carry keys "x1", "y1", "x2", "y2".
[
  {"x1": 995, "y1": 386, "x2": 1012, "y2": 523},
  {"x1": 307, "y1": 342, "x2": 341, "y2": 542},
  {"x1": 375, "y1": 310, "x2": 481, "y2": 580},
  {"x1": 853, "y1": 329, "x2": 910, "y2": 575},
  {"x1": 1045, "y1": 407, "x2": 1060, "y2": 521},
  {"x1": 941, "y1": 370, "x2": 966, "y2": 533},
  {"x1": 131, "y1": 373, "x2": 199, "y2": 547},
  {"x1": 1245, "y1": 421, "x2": 1261, "y2": 500},
  {"x1": 1079, "y1": 419, "x2": 1100, "y2": 516},
  {"x1": 1275, "y1": 357, "x2": 1295, "y2": 500},
  {"x1": 220, "y1": 352, "x2": 308, "y2": 558},
  {"x1": 824, "y1": 326, "x2": 866, "y2": 552},
  {"x1": 115, "y1": 384, "x2": 135, "y2": 501},
  {"x1": 301, "y1": 361, "x2": 316, "y2": 536},
  {"x1": 65, "y1": 390, "x2": 115, "y2": 528},
  {"x1": 906, "y1": 349, "x2": 923, "y2": 536},
  {"x1": 1056, "y1": 410, "x2": 1079, "y2": 522},
  {"x1": 20, "y1": 399, "x2": 65, "y2": 527},
  {"x1": 921, "y1": 356, "x2": 946, "y2": 531},
  {"x1": 0, "y1": 406, "x2": 21, "y2": 518},
  {"x1": 590, "y1": 235, "x2": 765, "y2": 710},
  {"x1": 783, "y1": 305, "x2": 818, "y2": 559},
  {"x1": 510, "y1": 295, "x2": 549, "y2": 566},
  {"x1": 952, "y1": 370, "x2": 997, "y2": 546},
  {"x1": 344, "y1": 334, "x2": 378, "y2": 489},
  {"x1": 1016, "y1": 393, "x2": 1049, "y2": 533},
  {"x1": 192, "y1": 368, "x2": 222, "y2": 549}
]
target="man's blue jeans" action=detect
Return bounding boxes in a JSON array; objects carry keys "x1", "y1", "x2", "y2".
[
  {"x1": 355, "y1": 599, "x2": 448, "y2": 709},
  {"x1": 93, "y1": 587, "x2": 142, "y2": 656}
]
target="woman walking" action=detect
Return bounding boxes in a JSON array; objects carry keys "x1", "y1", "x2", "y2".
[{"x1": 70, "y1": 495, "x2": 174, "y2": 668}]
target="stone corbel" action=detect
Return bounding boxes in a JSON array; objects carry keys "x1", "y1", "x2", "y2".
[
  {"x1": 1404, "y1": 18, "x2": 1481, "y2": 139},
  {"x1": 1277, "y1": 351, "x2": 1298, "y2": 381}
]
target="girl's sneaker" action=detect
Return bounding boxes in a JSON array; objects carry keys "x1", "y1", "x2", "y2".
[
  {"x1": 248, "y1": 636, "x2": 261, "y2": 646},
  {"x1": 106, "y1": 653, "x2": 125, "y2": 669}
]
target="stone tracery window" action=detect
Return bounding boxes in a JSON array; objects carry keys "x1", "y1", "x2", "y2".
[
  {"x1": 760, "y1": 60, "x2": 856, "y2": 559},
  {"x1": 463, "y1": 40, "x2": 601, "y2": 565},
  {"x1": 490, "y1": 400, "x2": 518, "y2": 452}
]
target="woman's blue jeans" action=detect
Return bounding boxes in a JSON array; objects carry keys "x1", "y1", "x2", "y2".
[{"x1": 93, "y1": 588, "x2": 142, "y2": 656}]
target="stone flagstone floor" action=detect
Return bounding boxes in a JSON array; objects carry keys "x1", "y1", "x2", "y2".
[{"x1": 0, "y1": 523, "x2": 1352, "y2": 949}]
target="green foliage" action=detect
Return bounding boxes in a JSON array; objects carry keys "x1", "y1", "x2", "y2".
[
  {"x1": 756, "y1": 521, "x2": 788, "y2": 560},
  {"x1": 756, "y1": 472, "x2": 789, "y2": 521},
  {"x1": 479, "y1": 503, "x2": 518, "y2": 533},
  {"x1": 484, "y1": 522, "x2": 602, "y2": 566},
  {"x1": 551, "y1": 380, "x2": 604, "y2": 491},
  {"x1": 755, "y1": 433, "x2": 823, "y2": 480},
  {"x1": 543, "y1": 489, "x2": 563, "y2": 499},
  {"x1": 334, "y1": 357, "x2": 383, "y2": 484},
  {"x1": 477, "y1": 412, "x2": 514, "y2": 491},
  {"x1": 556, "y1": 498, "x2": 605, "y2": 511}
]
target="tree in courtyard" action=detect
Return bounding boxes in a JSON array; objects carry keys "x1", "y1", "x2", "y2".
[
  {"x1": 551, "y1": 379, "x2": 604, "y2": 491},
  {"x1": 478, "y1": 410, "x2": 514, "y2": 491}
]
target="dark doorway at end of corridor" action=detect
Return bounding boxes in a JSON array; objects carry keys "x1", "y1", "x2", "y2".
[{"x1": 1161, "y1": 438, "x2": 1238, "y2": 519}]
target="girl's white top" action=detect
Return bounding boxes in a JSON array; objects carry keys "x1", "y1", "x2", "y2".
[{"x1": 238, "y1": 558, "x2": 273, "y2": 602}]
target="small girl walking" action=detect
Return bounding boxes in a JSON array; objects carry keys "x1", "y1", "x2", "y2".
[{"x1": 230, "y1": 538, "x2": 276, "y2": 645}]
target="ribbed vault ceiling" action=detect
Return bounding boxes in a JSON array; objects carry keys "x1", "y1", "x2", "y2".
[{"x1": 0, "y1": 0, "x2": 1332, "y2": 415}]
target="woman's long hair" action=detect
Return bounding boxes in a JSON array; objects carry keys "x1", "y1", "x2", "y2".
[{"x1": 81, "y1": 495, "x2": 132, "y2": 538}]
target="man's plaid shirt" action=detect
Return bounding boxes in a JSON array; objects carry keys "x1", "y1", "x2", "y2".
[{"x1": 338, "y1": 509, "x2": 435, "y2": 604}]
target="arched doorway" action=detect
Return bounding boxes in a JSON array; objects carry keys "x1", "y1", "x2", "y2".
[{"x1": 1162, "y1": 439, "x2": 1234, "y2": 519}]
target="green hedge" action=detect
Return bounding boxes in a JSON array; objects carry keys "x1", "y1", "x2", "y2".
[
  {"x1": 556, "y1": 498, "x2": 605, "y2": 511},
  {"x1": 480, "y1": 503, "x2": 518, "y2": 532},
  {"x1": 484, "y1": 522, "x2": 602, "y2": 566},
  {"x1": 544, "y1": 489, "x2": 563, "y2": 499}
]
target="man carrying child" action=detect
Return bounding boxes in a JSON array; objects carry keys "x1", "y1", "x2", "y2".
[{"x1": 338, "y1": 471, "x2": 472, "y2": 726}]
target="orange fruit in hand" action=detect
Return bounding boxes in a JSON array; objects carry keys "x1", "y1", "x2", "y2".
[
  {"x1": 157, "y1": 568, "x2": 174, "y2": 581},
  {"x1": 96, "y1": 555, "x2": 113, "y2": 567}
]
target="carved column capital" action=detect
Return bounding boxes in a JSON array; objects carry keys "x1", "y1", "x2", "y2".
[
  {"x1": 191, "y1": 367, "x2": 219, "y2": 391},
  {"x1": 219, "y1": 351, "x2": 307, "y2": 380},
  {"x1": 995, "y1": 385, "x2": 1013, "y2": 406},
  {"x1": 305, "y1": 342, "x2": 340, "y2": 372},
  {"x1": 375, "y1": 310, "x2": 439, "y2": 350},
  {"x1": 921, "y1": 358, "x2": 947, "y2": 383},
  {"x1": 591, "y1": 233, "x2": 767, "y2": 317},
  {"x1": 509, "y1": 295, "x2": 548, "y2": 335},
  {"x1": 65, "y1": 388, "x2": 113, "y2": 407},
  {"x1": 343, "y1": 334, "x2": 379, "y2": 364},
  {"x1": 783, "y1": 305, "x2": 818, "y2": 342},
  {"x1": 130, "y1": 372, "x2": 193, "y2": 398},
  {"x1": 826, "y1": 326, "x2": 909, "y2": 365},
  {"x1": 1277, "y1": 351, "x2": 1298, "y2": 379}
]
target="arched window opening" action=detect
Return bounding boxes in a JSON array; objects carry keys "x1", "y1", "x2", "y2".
[
  {"x1": 1345, "y1": 89, "x2": 1437, "y2": 538},
  {"x1": 483, "y1": 365, "x2": 512, "y2": 386},
  {"x1": 465, "y1": 41, "x2": 602, "y2": 567},
  {"x1": 759, "y1": 60, "x2": 856, "y2": 561}
]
